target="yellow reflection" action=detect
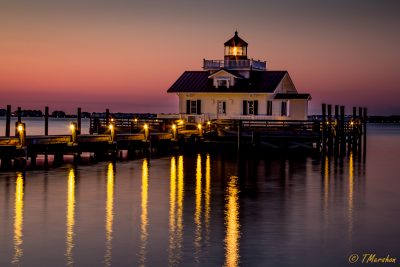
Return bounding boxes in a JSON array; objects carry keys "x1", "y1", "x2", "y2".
[
  {"x1": 348, "y1": 152, "x2": 354, "y2": 240},
  {"x1": 224, "y1": 175, "x2": 240, "y2": 267},
  {"x1": 65, "y1": 168, "x2": 76, "y2": 266},
  {"x1": 194, "y1": 155, "x2": 202, "y2": 261},
  {"x1": 204, "y1": 154, "x2": 211, "y2": 244},
  {"x1": 168, "y1": 156, "x2": 184, "y2": 265},
  {"x1": 139, "y1": 159, "x2": 149, "y2": 267},
  {"x1": 323, "y1": 155, "x2": 330, "y2": 218},
  {"x1": 105, "y1": 163, "x2": 115, "y2": 267},
  {"x1": 169, "y1": 157, "x2": 177, "y2": 266},
  {"x1": 176, "y1": 156, "x2": 184, "y2": 258},
  {"x1": 12, "y1": 172, "x2": 24, "y2": 265}
]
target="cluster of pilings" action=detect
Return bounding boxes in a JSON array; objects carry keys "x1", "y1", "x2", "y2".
[
  {"x1": 3, "y1": 105, "x2": 83, "y2": 137},
  {"x1": 321, "y1": 104, "x2": 367, "y2": 158}
]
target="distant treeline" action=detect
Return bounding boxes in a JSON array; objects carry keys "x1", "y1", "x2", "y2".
[
  {"x1": 0, "y1": 109, "x2": 91, "y2": 118},
  {"x1": 0, "y1": 108, "x2": 157, "y2": 119}
]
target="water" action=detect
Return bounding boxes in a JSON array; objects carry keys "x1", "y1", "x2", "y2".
[{"x1": 0, "y1": 123, "x2": 400, "y2": 266}]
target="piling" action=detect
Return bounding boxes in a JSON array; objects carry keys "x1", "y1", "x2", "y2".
[
  {"x1": 321, "y1": 104, "x2": 326, "y2": 153},
  {"x1": 363, "y1": 107, "x2": 367, "y2": 162},
  {"x1": 340, "y1": 106, "x2": 345, "y2": 157},
  {"x1": 45, "y1": 106, "x2": 49, "y2": 136},
  {"x1": 5, "y1": 105, "x2": 11, "y2": 137},
  {"x1": 106, "y1": 109, "x2": 110, "y2": 126},
  {"x1": 327, "y1": 104, "x2": 333, "y2": 154},
  {"x1": 77, "y1": 108, "x2": 82, "y2": 134},
  {"x1": 17, "y1": 107, "x2": 22, "y2": 123},
  {"x1": 352, "y1": 107, "x2": 357, "y2": 152},
  {"x1": 237, "y1": 120, "x2": 242, "y2": 152},
  {"x1": 334, "y1": 105, "x2": 339, "y2": 157}
]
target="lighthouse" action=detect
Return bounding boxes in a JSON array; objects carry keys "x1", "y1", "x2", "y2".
[{"x1": 167, "y1": 32, "x2": 311, "y2": 122}]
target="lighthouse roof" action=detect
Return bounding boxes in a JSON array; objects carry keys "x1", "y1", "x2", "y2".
[{"x1": 224, "y1": 31, "x2": 248, "y2": 47}]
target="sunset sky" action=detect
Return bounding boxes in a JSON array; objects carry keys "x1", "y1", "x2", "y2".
[{"x1": 1, "y1": 0, "x2": 399, "y2": 115}]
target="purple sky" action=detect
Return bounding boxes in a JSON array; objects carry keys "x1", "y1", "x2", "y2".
[{"x1": 1, "y1": 0, "x2": 399, "y2": 115}]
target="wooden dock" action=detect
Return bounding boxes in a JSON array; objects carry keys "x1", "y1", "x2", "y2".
[{"x1": 0, "y1": 104, "x2": 367, "y2": 170}]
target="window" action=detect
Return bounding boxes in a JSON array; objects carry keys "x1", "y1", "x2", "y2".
[
  {"x1": 242, "y1": 100, "x2": 258, "y2": 115},
  {"x1": 216, "y1": 78, "x2": 229, "y2": 88},
  {"x1": 267, "y1": 100, "x2": 273, "y2": 116},
  {"x1": 281, "y1": 101, "x2": 287, "y2": 116},
  {"x1": 186, "y1": 100, "x2": 202, "y2": 115},
  {"x1": 217, "y1": 101, "x2": 226, "y2": 114},
  {"x1": 190, "y1": 100, "x2": 197, "y2": 114}
]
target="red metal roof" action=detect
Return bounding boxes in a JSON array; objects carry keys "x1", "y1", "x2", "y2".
[{"x1": 167, "y1": 70, "x2": 288, "y2": 93}]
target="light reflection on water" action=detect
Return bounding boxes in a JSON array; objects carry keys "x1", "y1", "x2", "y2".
[
  {"x1": 104, "y1": 163, "x2": 115, "y2": 267},
  {"x1": 139, "y1": 159, "x2": 149, "y2": 267},
  {"x1": 12, "y1": 172, "x2": 24, "y2": 266},
  {"x1": 1, "y1": 125, "x2": 400, "y2": 267},
  {"x1": 224, "y1": 175, "x2": 240, "y2": 267},
  {"x1": 65, "y1": 168, "x2": 75, "y2": 266}
]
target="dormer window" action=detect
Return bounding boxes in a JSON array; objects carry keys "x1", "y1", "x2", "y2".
[{"x1": 216, "y1": 78, "x2": 230, "y2": 88}]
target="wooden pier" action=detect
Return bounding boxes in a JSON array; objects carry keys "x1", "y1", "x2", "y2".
[{"x1": 0, "y1": 104, "x2": 367, "y2": 170}]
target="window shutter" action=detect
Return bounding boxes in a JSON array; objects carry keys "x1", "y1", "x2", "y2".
[
  {"x1": 186, "y1": 100, "x2": 190, "y2": 114},
  {"x1": 197, "y1": 100, "x2": 201, "y2": 115},
  {"x1": 254, "y1": 100, "x2": 258, "y2": 115},
  {"x1": 243, "y1": 100, "x2": 247, "y2": 115}
]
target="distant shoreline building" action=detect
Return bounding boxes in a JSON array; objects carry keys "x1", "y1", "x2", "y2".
[{"x1": 167, "y1": 31, "x2": 311, "y2": 122}]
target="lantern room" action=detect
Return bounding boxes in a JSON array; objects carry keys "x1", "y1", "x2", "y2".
[{"x1": 224, "y1": 31, "x2": 248, "y2": 60}]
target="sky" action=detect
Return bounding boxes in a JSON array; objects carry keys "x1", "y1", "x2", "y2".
[{"x1": 1, "y1": 0, "x2": 399, "y2": 115}]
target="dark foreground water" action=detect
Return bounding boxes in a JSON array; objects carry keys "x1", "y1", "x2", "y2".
[{"x1": 0, "y1": 124, "x2": 399, "y2": 267}]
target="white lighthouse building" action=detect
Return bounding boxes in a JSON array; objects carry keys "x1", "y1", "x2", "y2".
[{"x1": 167, "y1": 31, "x2": 311, "y2": 123}]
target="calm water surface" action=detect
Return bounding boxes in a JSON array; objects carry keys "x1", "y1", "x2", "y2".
[{"x1": 0, "y1": 123, "x2": 399, "y2": 266}]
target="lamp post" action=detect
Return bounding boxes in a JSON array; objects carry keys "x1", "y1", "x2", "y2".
[
  {"x1": 70, "y1": 122, "x2": 77, "y2": 143},
  {"x1": 144, "y1": 124, "x2": 149, "y2": 141},
  {"x1": 109, "y1": 123, "x2": 116, "y2": 142},
  {"x1": 16, "y1": 123, "x2": 26, "y2": 147},
  {"x1": 172, "y1": 124, "x2": 177, "y2": 140},
  {"x1": 197, "y1": 123, "x2": 203, "y2": 137}
]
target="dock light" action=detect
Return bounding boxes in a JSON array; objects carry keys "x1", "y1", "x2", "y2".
[
  {"x1": 143, "y1": 124, "x2": 148, "y2": 130},
  {"x1": 17, "y1": 124, "x2": 24, "y2": 132},
  {"x1": 69, "y1": 123, "x2": 75, "y2": 131}
]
